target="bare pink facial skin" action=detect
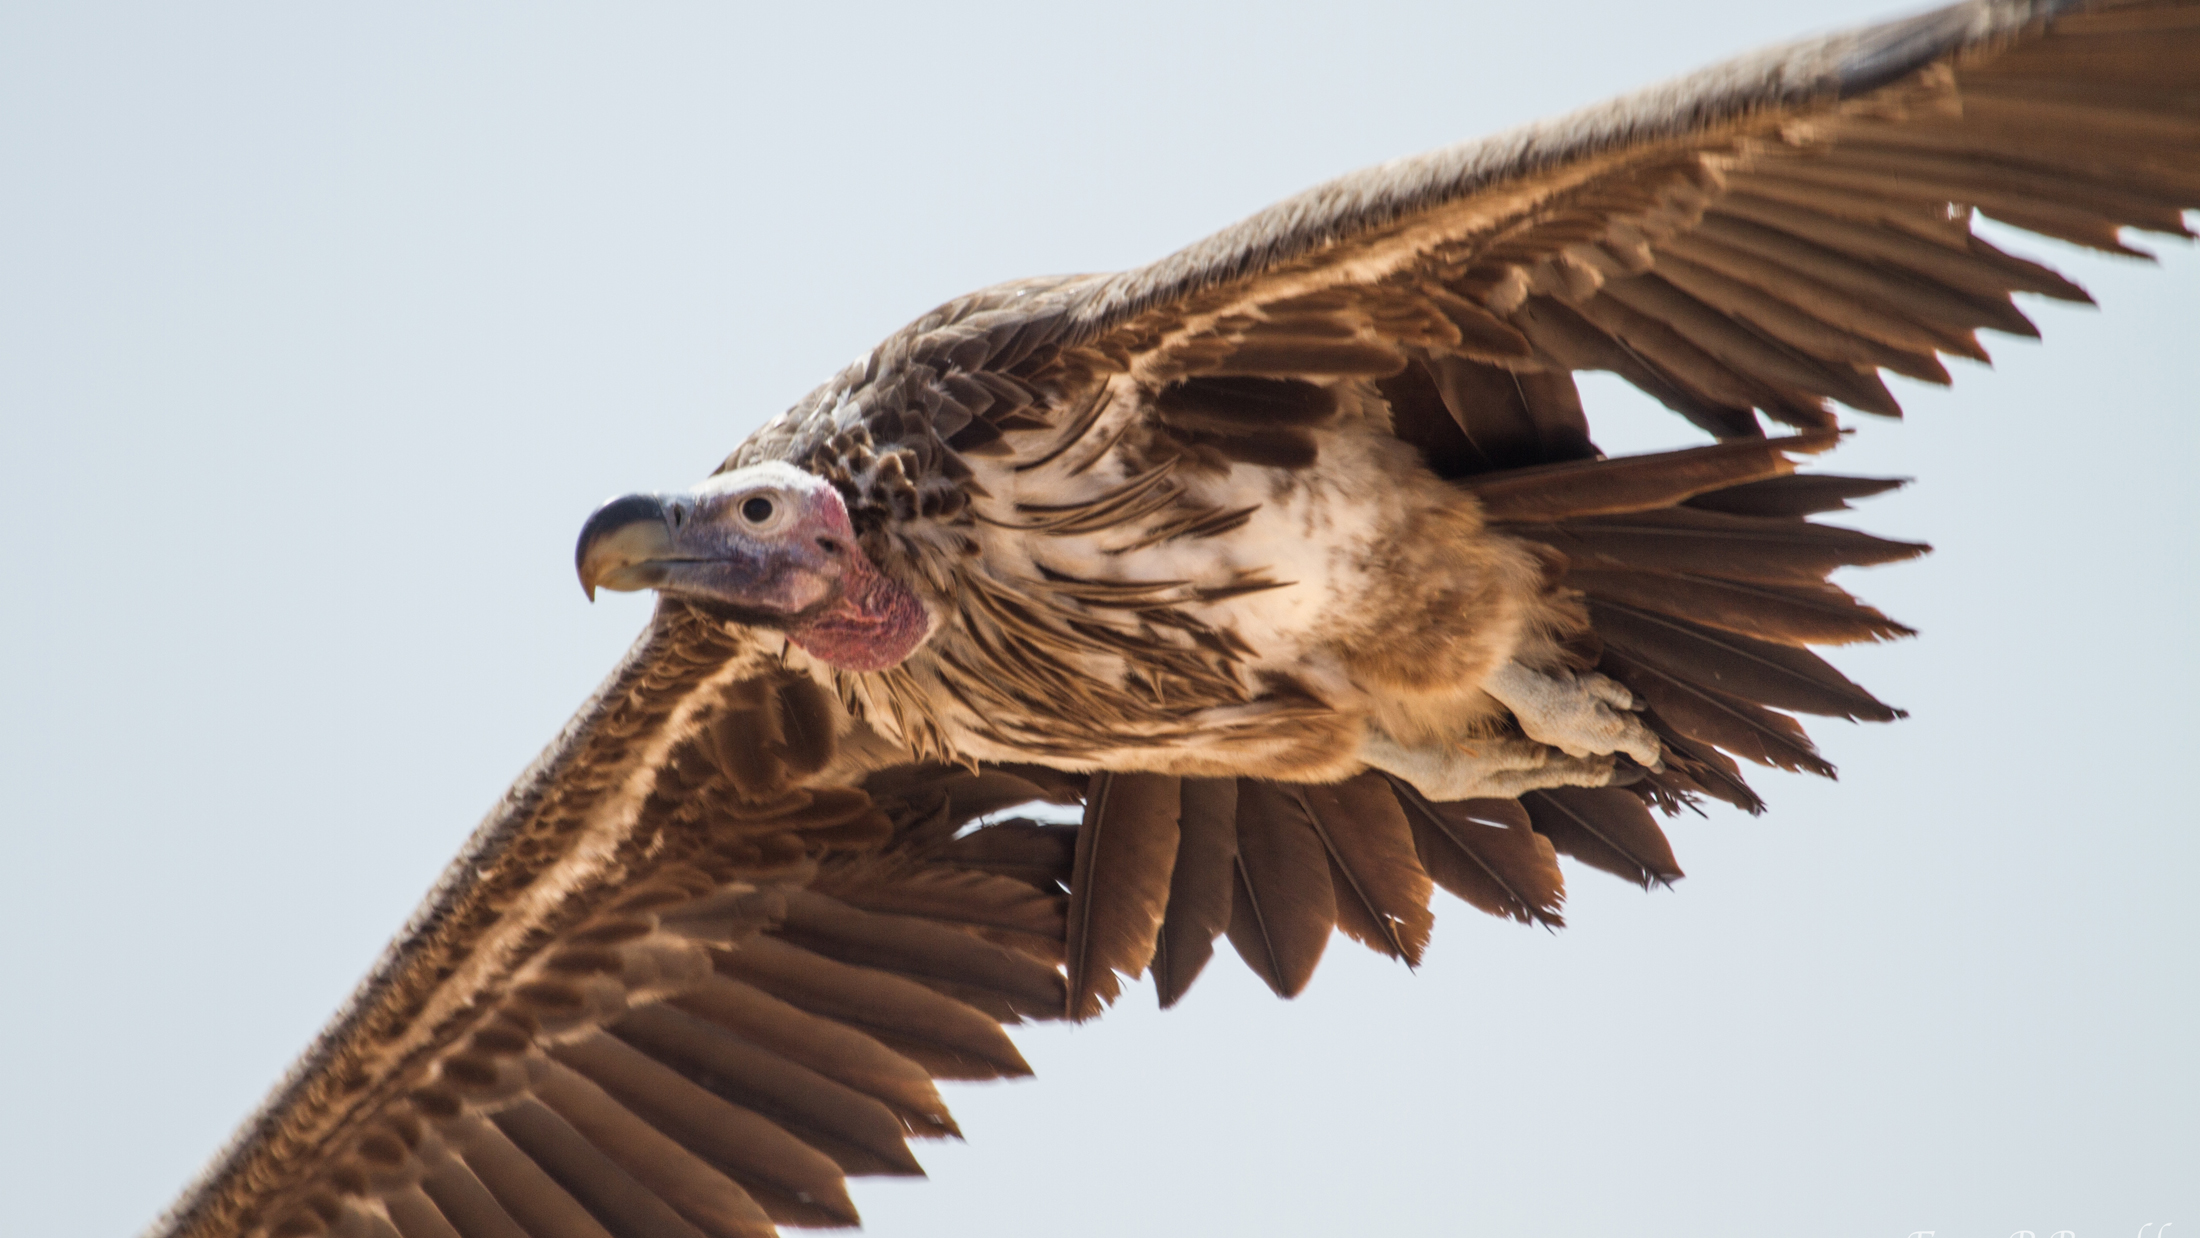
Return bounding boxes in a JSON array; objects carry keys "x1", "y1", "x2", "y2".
[
  {"x1": 574, "y1": 461, "x2": 933, "y2": 672},
  {"x1": 773, "y1": 478, "x2": 932, "y2": 671}
]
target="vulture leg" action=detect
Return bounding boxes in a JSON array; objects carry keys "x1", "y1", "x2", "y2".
[
  {"x1": 1356, "y1": 731, "x2": 1617, "y2": 801},
  {"x1": 1482, "y1": 662, "x2": 1662, "y2": 767}
]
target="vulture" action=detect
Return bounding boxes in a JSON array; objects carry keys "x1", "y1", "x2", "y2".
[{"x1": 148, "y1": 2, "x2": 2198, "y2": 1235}]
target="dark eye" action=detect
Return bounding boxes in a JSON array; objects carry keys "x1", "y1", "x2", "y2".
[{"x1": 740, "y1": 496, "x2": 776, "y2": 525}]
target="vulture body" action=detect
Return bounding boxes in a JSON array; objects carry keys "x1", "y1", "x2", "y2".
[{"x1": 145, "y1": 2, "x2": 2198, "y2": 1235}]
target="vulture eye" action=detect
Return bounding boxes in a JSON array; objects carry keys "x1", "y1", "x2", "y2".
[{"x1": 740, "y1": 496, "x2": 777, "y2": 526}]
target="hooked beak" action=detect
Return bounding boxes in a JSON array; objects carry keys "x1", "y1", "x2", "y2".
[
  {"x1": 574, "y1": 493, "x2": 679, "y2": 601},
  {"x1": 572, "y1": 473, "x2": 846, "y2": 622}
]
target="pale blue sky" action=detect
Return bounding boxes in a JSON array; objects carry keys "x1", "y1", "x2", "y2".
[{"x1": 2, "y1": 2, "x2": 2194, "y2": 1235}]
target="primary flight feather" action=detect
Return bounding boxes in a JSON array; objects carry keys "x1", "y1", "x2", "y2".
[{"x1": 150, "y1": 2, "x2": 2199, "y2": 1234}]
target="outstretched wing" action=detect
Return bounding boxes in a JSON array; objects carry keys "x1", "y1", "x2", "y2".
[
  {"x1": 153, "y1": 606, "x2": 1093, "y2": 1238},
  {"x1": 1060, "y1": 0, "x2": 2188, "y2": 430},
  {"x1": 749, "y1": 0, "x2": 2194, "y2": 474}
]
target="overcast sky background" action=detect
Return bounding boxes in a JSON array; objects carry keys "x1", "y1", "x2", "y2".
[{"x1": 3, "y1": 2, "x2": 2195, "y2": 1236}]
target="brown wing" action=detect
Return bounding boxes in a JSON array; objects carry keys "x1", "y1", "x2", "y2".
[
  {"x1": 784, "y1": 1, "x2": 2192, "y2": 475},
  {"x1": 1064, "y1": 0, "x2": 2189, "y2": 419},
  {"x1": 150, "y1": 611, "x2": 1093, "y2": 1238}
]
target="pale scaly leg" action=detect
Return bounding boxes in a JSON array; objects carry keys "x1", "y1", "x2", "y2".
[
  {"x1": 1483, "y1": 661, "x2": 1663, "y2": 767},
  {"x1": 1358, "y1": 732, "x2": 1619, "y2": 801}
]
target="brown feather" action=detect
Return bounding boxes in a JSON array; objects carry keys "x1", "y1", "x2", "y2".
[
  {"x1": 1684, "y1": 473, "x2": 1904, "y2": 519},
  {"x1": 1468, "y1": 433, "x2": 1832, "y2": 523},
  {"x1": 1657, "y1": 230, "x2": 1987, "y2": 361},
  {"x1": 1979, "y1": 201, "x2": 2158, "y2": 255},
  {"x1": 1063, "y1": 771, "x2": 1182, "y2": 1019},
  {"x1": 996, "y1": 462, "x2": 1185, "y2": 537},
  {"x1": 1385, "y1": 780, "x2": 1566, "y2": 927},
  {"x1": 710, "y1": 936, "x2": 1031, "y2": 1080},
  {"x1": 1208, "y1": 337, "x2": 1406, "y2": 377},
  {"x1": 1422, "y1": 286, "x2": 1536, "y2": 361},
  {"x1": 1712, "y1": 166, "x2": 1968, "y2": 247},
  {"x1": 2053, "y1": 4, "x2": 2200, "y2": 36},
  {"x1": 529, "y1": 1057, "x2": 828, "y2": 1234},
  {"x1": 1565, "y1": 567, "x2": 1913, "y2": 646},
  {"x1": 770, "y1": 889, "x2": 1064, "y2": 1020},
  {"x1": 1513, "y1": 294, "x2": 1763, "y2": 438},
  {"x1": 1292, "y1": 775, "x2": 1436, "y2": 964},
  {"x1": 415, "y1": 1148, "x2": 535, "y2": 1238},
  {"x1": 1591, "y1": 600, "x2": 1901, "y2": 721},
  {"x1": 609, "y1": 1003, "x2": 922, "y2": 1178},
  {"x1": 768, "y1": 676, "x2": 839, "y2": 778},
  {"x1": 1225, "y1": 781, "x2": 1335, "y2": 998},
  {"x1": 1153, "y1": 375, "x2": 1338, "y2": 428},
  {"x1": 1952, "y1": 80, "x2": 2200, "y2": 153},
  {"x1": 1711, "y1": 191, "x2": 2091, "y2": 303},
  {"x1": 1424, "y1": 355, "x2": 1597, "y2": 474},
  {"x1": 383, "y1": 1185, "x2": 470, "y2": 1238},
  {"x1": 1374, "y1": 359, "x2": 1485, "y2": 479},
  {"x1": 1515, "y1": 507, "x2": 1928, "y2": 584},
  {"x1": 1595, "y1": 273, "x2": 1905, "y2": 417},
  {"x1": 1607, "y1": 649, "x2": 1836, "y2": 776},
  {"x1": 669, "y1": 974, "x2": 958, "y2": 1138},
  {"x1": 488, "y1": 1098, "x2": 712, "y2": 1238},
  {"x1": 548, "y1": 1031, "x2": 852, "y2": 1227},
  {"x1": 810, "y1": 860, "x2": 1065, "y2": 962},
  {"x1": 1644, "y1": 716, "x2": 1765, "y2": 815},
  {"x1": 855, "y1": 764, "x2": 1074, "y2": 844},
  {"x1": 1648, "y1": 249, "x2": 1954, "y2": 384},
  {"x1": 1568, "y1": 286, "x2": 1839, "y2": 429},
  {"x1": 1800, "y1": 145, "x2": 2196, "y2": 240},
  {"x1": 1691, "y1": 210, "x2": 2042, "y2": 340},
  {"x1": 1520, "y1": 787, "x2": 1684, "y2": 888},
  {"x1": 443, "y1": 1113, "x2": 616, "y2": 1238},
  {"x1": 937, "y1": 820, "x2": 1077, "y2": 890},
  {"x1": 1152, "y1": 778, "x2": 1240, "y2": 1009}
]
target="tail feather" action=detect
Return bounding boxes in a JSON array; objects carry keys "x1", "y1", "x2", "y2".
[
  {"x1": 1590, "y1": 601, "x2": 1901, "y2": 722},
  {"x1": 1063, "y1": 772, "x2": 1181, "y2": 1019},
  {"x1": 1520, "y1": 788, "x2": 1684, "y2": 889},
  {"x1": 1225, "y1": 781, "x2": 1337, "y2": 998},
  {"x1": 1567, "y1": 568, "x2": 1913, "y2": 646},
  {"x1": 1387, "y1": 781, "x2": 1567, "y2": 927},
  {"x1": 1296, "y1": 775, "x2": 1437, "y2": 963},
  {"x1": 1684, "y1": 472, "x2": 1905, "y2": 518},
  {"x1": 1152, "y1": 778, "x2": 1241, "y2": 1008}
]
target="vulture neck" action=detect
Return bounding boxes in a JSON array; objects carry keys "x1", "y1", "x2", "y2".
[{"x1": 785, "y1": 547, "x2": 930, "y2": 672}]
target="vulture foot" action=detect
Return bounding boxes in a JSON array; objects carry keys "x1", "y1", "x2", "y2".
[
  {"x1": 1484, "y1": 662, "x2": 1663, "y2": 768},
  {"x1": 1358, "y1": 732, "x2": 1619, "y2": 801}
]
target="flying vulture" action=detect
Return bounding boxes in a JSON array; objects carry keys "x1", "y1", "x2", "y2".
[{"x1": 149, "y1": 1, "x2": 2199, "y2": 1235}]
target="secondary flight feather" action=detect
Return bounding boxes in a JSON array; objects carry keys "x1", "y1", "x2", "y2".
[{"x1": 150, "y1": 2, "x2": 2200, "y2": 1234}]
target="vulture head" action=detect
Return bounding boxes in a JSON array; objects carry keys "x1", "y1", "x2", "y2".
[{"x1": 574, "y1": 460, "x2": 931, "y2": 671}]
